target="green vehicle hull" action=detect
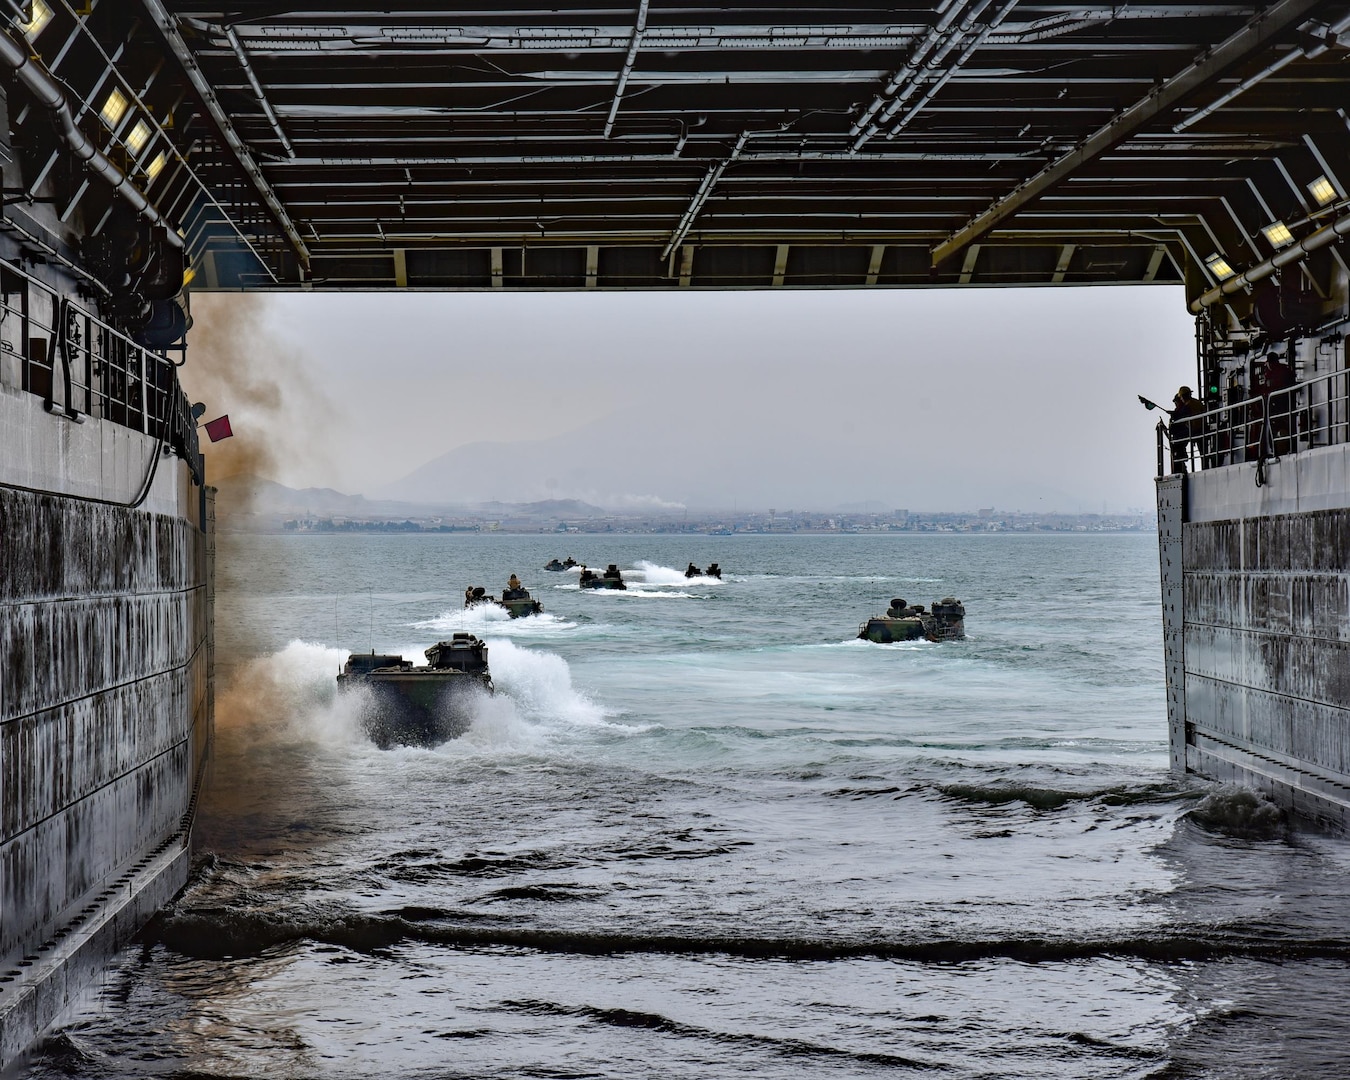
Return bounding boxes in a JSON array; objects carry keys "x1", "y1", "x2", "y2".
[
  {"x1": 338, "y1": 635, "x2": 493, "y2": 747},
  {"x1": 858, "y1": 599, "x2": 966, "y2": 644},
  {"x1": 499, "y1": 595, "x2": 543, "y2": 617},
  {"x1": 858, "y1": 616, "x2": 928, "y2": 644}
]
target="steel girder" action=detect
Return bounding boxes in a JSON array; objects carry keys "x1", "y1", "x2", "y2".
[{"x1": 4, "y1": 1, "x2": 1345, "y2": 293}]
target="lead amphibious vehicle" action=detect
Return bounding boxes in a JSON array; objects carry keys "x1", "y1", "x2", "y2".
[{"x1": 338, "y1": 634, "x2": 494, "y2": 747}]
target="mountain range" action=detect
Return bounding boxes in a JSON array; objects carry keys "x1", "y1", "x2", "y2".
[
  {"x1": 213, "y1": 475, "x2": 608, "y2": 521},
  {"x1": 375, "y1": 404, "x2": 1087, "y2": 513}
]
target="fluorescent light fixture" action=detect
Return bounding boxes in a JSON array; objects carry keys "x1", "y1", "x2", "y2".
[
  {"x1": 1308, "y1": 175, "x2": 1338, "y2": 207},
  {"x1": 99, "y1": 89, "x2": 129, "y2": 129},
  {"x1": 1261, "y1": 221, "x2": 1294, "y2": 247},
  {"x1": 1204, "y1": 253, "x2": 1236, "y2": 280},
  {"x1": 125, "y1": 120, "x2": 152, "y2": 155},
  {"x1": 22, "y1": 0, "x2": 53, "y2": 40},
  {"x1": 145, "y1": 151, "x2": 168, "y2": 180}
]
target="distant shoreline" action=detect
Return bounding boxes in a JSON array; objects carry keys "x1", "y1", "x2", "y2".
[{"x1": 218, "y1": 521, "x2": 1158, "y2": 537}]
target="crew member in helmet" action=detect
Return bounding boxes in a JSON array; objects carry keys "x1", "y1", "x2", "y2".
[
  {"x1": 1140, "y1": 386, "x2": 1204, "y2": 473},
  {"x1": 1169, "y1": 386, "x2": 1205, "y2": 472}
]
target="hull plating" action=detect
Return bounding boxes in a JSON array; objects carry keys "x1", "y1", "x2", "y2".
[
  {"x1": 0, "y1": 399, "x2": 213, "y2": 1060},
  {"x1": 1158, "y1": 444, "x2": 1350, "y2": 832}
]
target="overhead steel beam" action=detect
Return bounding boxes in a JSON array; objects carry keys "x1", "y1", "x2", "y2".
[
  {"x1": 138, "y1": 0, "x2": 310, "y2": 270},
  {"x1": 265, "y1": 150, "x2": 1043, "y2": 169},
  {"x1": 930, "y1": 0, "x2": 1327, "y2": 267}
]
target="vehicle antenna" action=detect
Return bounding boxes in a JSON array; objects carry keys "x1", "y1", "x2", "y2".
[{"x1": 369, "y1": 590, "x2": 374, "y2": 653}]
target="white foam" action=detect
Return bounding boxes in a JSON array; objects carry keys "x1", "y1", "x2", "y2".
[
  {"x1": 552, "y1": 580, "x2": 698, "y2": 598},
  {"x1": 485, "y1": 638, "x2": 614, "y2": 729},
  {"x1": 414, "y1": 603, "x2": 578, "y2": 636},
  {"x1": 216, "y1": 639, "x2": 366, "y2": 746},
  {"x1": 424, "y1": 638, "x2": 647, "y2": 754},
  {"x1": 422, "y1": 687, "x2": 546, "y2": 755},
  {"x1": 631, "y1": 560, "x2": 725, "y2": 586},
  {"x1": 216, "y1": 634, "x2": 637, "y2": 758},
  {"x1": 829, "y1": 637, "x2": 931, "y2": 650}
]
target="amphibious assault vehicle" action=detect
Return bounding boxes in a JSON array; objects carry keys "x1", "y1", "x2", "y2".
[
  {"x1": 338, "y1": 634, "x2": 494, "y2": 747},
  {"x1": 465, "y1": 583, "x2": 543, "y2": 617},
  {"x1": 859, "y1": 597, "x2": 966, "y2": 644},
  {"x1": 579, "y1": 564, "x2": 627, "y2": 589}
]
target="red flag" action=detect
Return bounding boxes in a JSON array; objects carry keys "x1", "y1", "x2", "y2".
[{"x1": 204, "y1": 415, "x2": 233, "y2": 442}]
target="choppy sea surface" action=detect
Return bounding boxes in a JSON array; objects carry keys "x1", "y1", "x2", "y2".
[{"x1": 22, "y1": 532, "x2": 1350, "y2": 1079}]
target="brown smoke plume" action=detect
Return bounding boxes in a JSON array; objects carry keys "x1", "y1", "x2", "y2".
[
  {"x1": 180, "y1": 293, "x2": 336, "y2": 670},
  {"x1": 178, "y1": 293, "x2": 335, "y2": 506}
]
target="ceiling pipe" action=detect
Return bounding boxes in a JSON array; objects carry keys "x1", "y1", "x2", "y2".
[
  {"x1": 205, "y1": 21, "x2": 928, "y2": 54},
  {"x1": 660, "y1": 130, "x2": 750, "y2": 262},
  {"x1": 1171, "y1": 45, "x2": 1301, "y2": 130},
  {"x1": 1173, "y1": 11, "x2": 1350, "y2": 132},
  {"x1": 603, "y1": 0, "x2": 649, "y2": 139},
  {"x1": 226, "y1": 25, "x2": 294, "y2": 157},
  {"x1": 0, "y1": 27, "x2": 183, "y2": 247},
  {"x1": 850, "y1": 0, "x2": 972, "y2": 143},
  {"x1": 885, "y1": 0, "x2": 1019, "y2": 138},
  {"x1": 1191, "y1": 204, "x2": 1350, "y2": 311},
  {"x1": 873, "y1": 0, "x2": 1002, "y2": 129}
]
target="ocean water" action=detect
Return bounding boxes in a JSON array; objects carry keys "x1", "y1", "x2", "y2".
[{"x1": 23, "y1": 532, "x2": 1350, "y2": 1079}]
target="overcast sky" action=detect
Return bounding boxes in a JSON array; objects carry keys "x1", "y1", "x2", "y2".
[{"x1": 187, "y1": 285, "x2": 1197, "y2": 514}]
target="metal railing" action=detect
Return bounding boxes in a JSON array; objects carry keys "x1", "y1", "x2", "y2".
[
  {"x1": 1155, "y1": 365, "x2": 1350, "y2": 481},
  {"x1": 0, "y1": 260, "x2": 201, "y2": 485}
]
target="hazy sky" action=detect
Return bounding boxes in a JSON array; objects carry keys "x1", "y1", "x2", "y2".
[{"x1": 189, "y1": 285, "x2": 1197, "y2": 513}]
